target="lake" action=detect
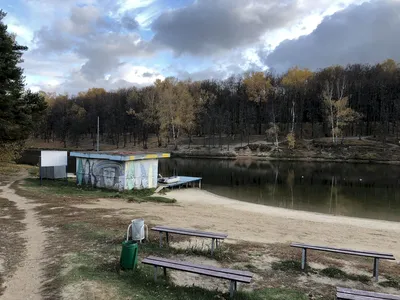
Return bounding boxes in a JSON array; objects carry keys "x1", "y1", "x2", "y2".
[
  {"x1": 19, "y1": 150, "x2": 400, "y2": 222},
  {"x1": 159, "y1": 158, "x2": 400, "y2": 222}
]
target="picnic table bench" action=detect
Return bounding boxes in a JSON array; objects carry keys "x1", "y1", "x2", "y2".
[
  {"x1": 337, "y1": 287, "x2": 400, "y2": 300},
  {"x1": 151, "y1": 225, "x2": 228, "y2": 255},
  {"x1": 291, "y1": 243, "x2": 395, "y2": 281},
  {"x1": 142, "y1": 256, "x2": 253, "y2": 298}
]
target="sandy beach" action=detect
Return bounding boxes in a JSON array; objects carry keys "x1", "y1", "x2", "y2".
[{"x1": 75, "y1": 189, "x2": 400, "y2": 259}]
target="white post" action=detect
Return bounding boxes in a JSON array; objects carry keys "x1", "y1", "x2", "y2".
[{"x1": 97, "y1": 116, "x2": 100, "y2": 152}]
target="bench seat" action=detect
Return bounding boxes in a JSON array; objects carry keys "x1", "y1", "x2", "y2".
[
  {"x1": 151, "y1": 226, "x2": 228, "y2": 255},
  {"x1": 142, "y1": 256, "x2": 253, "y2": 298},
  {"x1": 290, "y1": 243, "x2": 395, "y2": 281},
  {"x1": 337, "y1": 287, "x2": 400, "y2": 300}
]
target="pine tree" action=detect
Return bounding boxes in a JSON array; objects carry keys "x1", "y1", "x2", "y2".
[{"x1": 0, "y1": 10, "x2": 47, "y2": 160}]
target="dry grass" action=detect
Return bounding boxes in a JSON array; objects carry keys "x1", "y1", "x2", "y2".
[{"x1": 4, "y1": 175, "x2": 399, "y2": 299}]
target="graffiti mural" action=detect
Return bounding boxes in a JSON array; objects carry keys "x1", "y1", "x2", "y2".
[
  {"x1": 76, "y1": 158, "x2": 125, "y2": 190},
  {"x1": 124, "y1": 159, "x2": 158, "y2": 190},
  {"x1": 76, "y1": 157, "x2": 159, "y2": 190}
]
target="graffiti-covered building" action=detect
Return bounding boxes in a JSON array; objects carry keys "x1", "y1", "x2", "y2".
[{"x1": 70, "y1": 151, "x2": 170, "y2": 190}]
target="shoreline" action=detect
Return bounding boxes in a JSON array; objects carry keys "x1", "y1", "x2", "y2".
[
  {"x1": 172, "y1": 153, "x2": 400, "y2": 165},
  {"x1": 166, "y1": 189, "x2": 400, "y2": 258},
  {"x1": 166, "y1": 189, "x2": 400, "y2": 231},
  {"x1": 74, "y1": 188, "x2": 400, "y2": 259},
  {"x1": 24, "y1": 143, "x2": 400, "y2": 165}
]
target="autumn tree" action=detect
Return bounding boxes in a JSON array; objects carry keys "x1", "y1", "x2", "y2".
[
  {"x1": 321, "y1": 66, "x2": 358, "y2": 143},
  {"x1": 156, "y1": 78, "x2": 195, "y2": 149},
  {"x1": 282, "y1": 67, "x2": 313, "y2": 147},
  {"x1": 244, "y1": 72, "x2": 272, "y2": 134},
  {"x1": 137, "y1": 86, "x2": 161, "y2": 146}
]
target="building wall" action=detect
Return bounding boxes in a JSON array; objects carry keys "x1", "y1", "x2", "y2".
[
  {"x1": 124, "y1": 159, "x2": 158, "y2": 190},
  {"x1": 76, "y1": 157, "x2": 158, "y2": 190}
]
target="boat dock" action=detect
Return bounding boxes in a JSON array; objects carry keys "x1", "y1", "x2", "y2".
[{"x1": 155, "y1": 176, "x2": 202, "y2": 193}]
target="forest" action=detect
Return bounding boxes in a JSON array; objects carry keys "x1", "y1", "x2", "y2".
[{"x1": 37, "y1": 59, "x2": 400, "y2": 150}]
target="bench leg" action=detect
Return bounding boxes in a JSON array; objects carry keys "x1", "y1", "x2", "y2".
[
  {"x1": 159, "y1": 232, "x2": 162, "y2": 248},
  {"x1": 163, "y1": 267, "x2": 167, "y2": 277},
  {"x1": 234, "y1": 281, "x2": 237, "y2": 291},
  {"x1": 229, "y1": 280, "x2": 235, "y2": 298},
  {"x1": 301, "y1": 248, "x2": 307, "y2": 271},
  {"x1": 166, "y1": 232, "x2": 169, "y2": 245},
  {"x1": 216, "y1": 239, "x2": 219, "y2": 249},
  {"x1": 373, "y1": 258, "x2": 379, "y2": 281},
  {"x1": 154, "y1": 266, "x2": 158, "y2": 281},
  {"x1": 211, "y1": 238, "x2": 215, "y2": 256}
]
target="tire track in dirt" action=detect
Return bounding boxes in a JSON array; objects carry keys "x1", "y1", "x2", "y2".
[{"x1": 1, "y1": 179, "x2": 46, "y2": 300}]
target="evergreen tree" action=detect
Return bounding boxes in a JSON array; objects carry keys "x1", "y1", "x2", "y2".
[{"x1": 0, "y1": 10, "x2": 46, "y2": 145}]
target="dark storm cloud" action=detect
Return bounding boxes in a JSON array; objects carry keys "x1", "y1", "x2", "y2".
[
  {"x1": 262, "y1": 0, "x2": 400, "y2": 72},
  {"x1": 151, "y1": 0, "x2": 303, "y2": 55}
]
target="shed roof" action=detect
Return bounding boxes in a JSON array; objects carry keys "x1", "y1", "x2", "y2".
[{"x1": 70, "y1": 151, "x2": 170, "y2": 161}]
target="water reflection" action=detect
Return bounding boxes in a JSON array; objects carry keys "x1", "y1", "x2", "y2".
[{"x1": 159, "y1": 158, "x2": 400, "y2": 222}]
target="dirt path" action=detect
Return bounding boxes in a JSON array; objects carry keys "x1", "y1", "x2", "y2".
[{"x1": 0, "y1": 179, "x2": 46, "y2": 300}]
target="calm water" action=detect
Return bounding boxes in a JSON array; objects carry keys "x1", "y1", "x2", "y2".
[
  {"x1": 159, "y1": 158, "x2": 400, "y2": 222},
  {"x1": 19, "y1": 151, "x2": 400, "y2": 222}
]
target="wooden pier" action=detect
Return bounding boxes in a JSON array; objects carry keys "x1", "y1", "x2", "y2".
[{"x1": 155, "y1": 176, "x2": 202, "y2": 193}]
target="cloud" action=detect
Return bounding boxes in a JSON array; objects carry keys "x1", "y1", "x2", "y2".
[
  {"x1": 262, "y1": 0, "x2": 400, "y2": 72},
  {"x1": 121, "y1": 12, "x2": 139, "y2": 30},
  {"x1": 142, "y1": 72, "x2": 155, "y2": 77},
  {"x1": 151, "y1": 0, "x2": 305, "y2": 56},
  {"x1": 31, "y1": 3, "x2": 154, "y2": 82},
  {"x1": 11, "y1": 0, "x2": 378, "y2": 93},
  {"x1": 43, "y1": 64, "x2": 165, "y2": 94},
  {"x1": 150, "y1": 0, "x2": 364, "y2": 56},
  {"x1": 3, "y1": 13, "x2": 34, "y2": 47}
]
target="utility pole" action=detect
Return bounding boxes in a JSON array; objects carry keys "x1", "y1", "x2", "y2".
[{"x1": 97, "y1": 116, "x2": 100, "y2": 151}]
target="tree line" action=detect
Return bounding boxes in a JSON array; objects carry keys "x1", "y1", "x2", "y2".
[
  {"x1": 0, "y1": 10, "x2": 47, "y2": 161},
  {"x1": 37, "y1": 59, "x2": 400, "y2": 150},
  {"x1": 3, "y1": 8, "x2": 400, "y2": 158}
]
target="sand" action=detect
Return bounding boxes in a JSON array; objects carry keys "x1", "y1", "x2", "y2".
[{"x1": 74, "y1": 189, "x2": 400, "y2": 259}]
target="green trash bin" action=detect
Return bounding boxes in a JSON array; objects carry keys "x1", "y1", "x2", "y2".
[{"x1": 120, "y1": 240, "x2": 138, "y2": 270}]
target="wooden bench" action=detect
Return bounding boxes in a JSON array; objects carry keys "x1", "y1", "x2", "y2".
[
  {"x1": 142, "y1": 256, "x2": 253, "y2": 298},
  {"x1": 290, "y1": 243, "x2": 395, "y2": 281},
  {"x1": 151, "y1": 225, "x2": 228, "y2": 255},
  {"x1": 337, "y1": 287, "x2": 400, "y2": 299}
]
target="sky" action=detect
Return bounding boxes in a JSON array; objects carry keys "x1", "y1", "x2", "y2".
[{"x1": 2, "y1": 0, "x2": 400, "y2": 94}]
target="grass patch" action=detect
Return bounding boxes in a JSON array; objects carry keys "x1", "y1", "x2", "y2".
[
  {"x1": 0, "y1": 163, "x2": 23, "y2": 175},
  {"x1": 271, "y1": 262, "x2": 370, "y2": 284},
  {"x1": 379, "y1": 276, "x2": 400, "y2": 289},
  {"x1": 23, "y1": 178, "x2": 174, "y2": 203},
  {"x1": 127, "y1": 195, "x2": 176, "y2": 203},
  {"x1": 136, "y1": 237, "x2": 237, "y2": 263},
  {"x1": 320, "y1": 267, "x2": 347, "y2": 278},
  {"x1": 244, "y1": 264, "x2": 258, "y2": 272},
  {"x1": 320, "y1": 267, "x2": 370, "y2": 284},
  {"x1": 238, "y1": 288, "x2": 308, "y2": 300},
  {"x1": 61, "y1": 222, "x2": 122, "y2": 244},
  {"x1": 271, "y1": 260, "x2": 305, "y2": 273},
  {"x1": 61, "y1": 250, "x2": 307, "y2": 300}
]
